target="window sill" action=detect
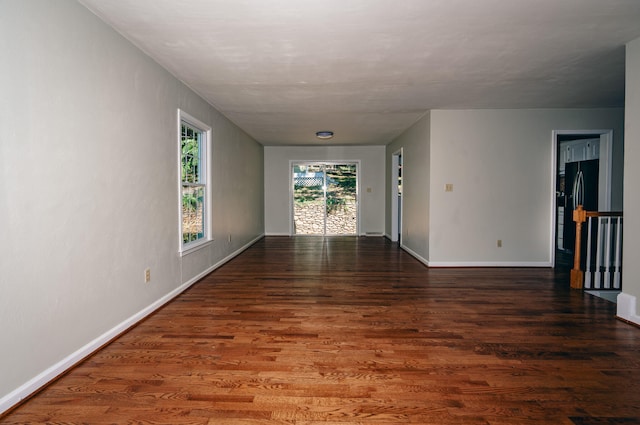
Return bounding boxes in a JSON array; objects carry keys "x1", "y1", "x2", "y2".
[{"x1": 179, "y1": 239, "x2": 213, "y2": 257}]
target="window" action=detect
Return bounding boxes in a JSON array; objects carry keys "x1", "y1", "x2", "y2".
[{"x1": 179, "y1": 110, "x2": 211, "y2": 252}]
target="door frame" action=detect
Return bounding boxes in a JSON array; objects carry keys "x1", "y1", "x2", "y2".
[
  {"x1": 290, "y1": 160, "x2": 360, "y2": 236},
  {"x1": 550, "y1": 129, "x2": 613, "y2": 267},
  {"x1": 391, "y1": 149, "x2": 403, "y2": 244}
]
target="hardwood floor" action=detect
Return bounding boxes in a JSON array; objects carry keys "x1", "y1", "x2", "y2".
[{"x1": 3, "y1": 236, "x2": 639, "y2": 424}]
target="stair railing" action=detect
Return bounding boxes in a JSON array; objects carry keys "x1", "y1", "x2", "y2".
[{"x1": 571, "y1": 205, "x2": 623, "y2": 290}]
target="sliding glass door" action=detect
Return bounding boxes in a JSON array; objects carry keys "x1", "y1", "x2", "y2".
[{"x1": 292, "y1": 162, "x2": 358, "y2": 235}]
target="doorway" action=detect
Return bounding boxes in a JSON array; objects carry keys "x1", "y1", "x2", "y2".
[
  {"x1": 292, "y1": 162, "x2": 359, "y2": 235},
  {"x1": 552, "y1": 130, "x2": 613, "y2": 268},
  {"x1": 391, "y1": 149, "x2": 403, "y2": 243}
]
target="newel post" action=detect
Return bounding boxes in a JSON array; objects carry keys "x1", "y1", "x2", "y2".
[{"x1": 571, "y1": 205, "x2": 587, "y2": 289}]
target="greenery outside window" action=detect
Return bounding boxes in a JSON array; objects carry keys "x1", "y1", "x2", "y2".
[{"x1": 179, "y1": 110, "x2": 211, "y2": 252}]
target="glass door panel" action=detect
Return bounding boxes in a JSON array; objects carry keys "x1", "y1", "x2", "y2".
[
  {"x1": 293, "y1": 164, "x2": 325, "y2": 235},
  {"x1": 325, "y1": 164, "x2": 357, "y2": 235}
]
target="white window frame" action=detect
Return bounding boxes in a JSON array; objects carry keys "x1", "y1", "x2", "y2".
[{"x1": 178, "y1": 109, "x2": 212, "y2": 255}]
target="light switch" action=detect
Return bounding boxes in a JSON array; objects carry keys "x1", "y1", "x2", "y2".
[{"x1": 366, "y1": 187, "x2": 372, "y2": 193}]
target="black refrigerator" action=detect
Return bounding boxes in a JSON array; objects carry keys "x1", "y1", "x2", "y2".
[{"x1": 563, "y1": 159, "x2": 599, "y2": 253}]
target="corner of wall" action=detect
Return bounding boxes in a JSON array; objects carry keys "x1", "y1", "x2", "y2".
[{"x1": 617, "y1": 292, "x2": 640, "y2": 326}]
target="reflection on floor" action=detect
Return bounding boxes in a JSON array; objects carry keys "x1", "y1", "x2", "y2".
[{"x1": 585, "y1": 290, "x2": 620, "y2": 303}]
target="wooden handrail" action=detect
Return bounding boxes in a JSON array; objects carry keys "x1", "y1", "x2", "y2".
[
  {"x1": 586, "y1": 211, "x2": 623, "y2": 218},
  {"x1": 571, "y1": 205, "x2": 587, "y2": 289}
]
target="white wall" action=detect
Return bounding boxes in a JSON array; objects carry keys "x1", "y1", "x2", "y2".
[
  {"x1": 386, "y1": 113, "x2": 431, "y2": 263},
  {"x1": 386, "y1": 108, "x2": 624, "y2": 267},
  {"x1": 0, "y1": 0, "x2": 263, "y2": 412},
  {"x1": 618, "y1": 37, "x2": 640, "y2": 325},
  {"x1": 429, "y1": 109, "x2": 624, "y2": 265},
  {"x1": 264, "y1": 146, "x2": 385, "y2": 235}
]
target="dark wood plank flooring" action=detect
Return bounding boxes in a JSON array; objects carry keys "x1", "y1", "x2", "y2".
[{"x1": 3, "y1": 236, "x2": 639, "y2": 424}]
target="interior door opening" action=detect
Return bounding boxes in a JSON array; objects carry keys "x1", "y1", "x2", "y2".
[
  {"x1": 292, "y1": 162, "x2": 358, "y2": 235},
  {"x1": 391, "y1": 150, "x2": 403, "y2": 243},
  {"x1": 552, "y1": 130, "x2": 612, "y2": 269}
]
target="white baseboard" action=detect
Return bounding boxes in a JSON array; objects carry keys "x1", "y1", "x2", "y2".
[
  {"x1": 206, "y1": 234, "x2": 264, "y2": 273},
  {"x1": 0, "y1": 234, "x2": 264, "y2": 416},
  {"x1": 427, "y1": 261, "x2": 552, "y2": 267},
  {"x1": 617, "y1": 292, "x2": 640, "y2": 326},
  {"x1": 386, "y1": 237, "x2": 551, "y2": 268},
  {"x1": 400, "y1": 244, "x2": 429, "y2": 266},
  {"x1": 383, "y1": 233, "x2": 402, "y2": 243},
  {"x1": 264, "y1": 232, "x2": 291, "y2": 236},
  {"x1": 398, "y1": 245, "x2": 550, "y2": 268}
]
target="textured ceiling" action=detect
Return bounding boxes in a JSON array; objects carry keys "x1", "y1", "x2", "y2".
[{"x1": 79, "y1": 0, "x2": 640, "y2": 146}]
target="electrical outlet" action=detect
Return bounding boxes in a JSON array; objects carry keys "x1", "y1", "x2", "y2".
[
  {"x1": 445, "y1": 183, "x2": 453, "y2": 192},
  {"x1": 144, "y1": 268, "x2": 151, "y2": 283},
  {"x1": 497, "y1": 240, "x2": 502, "y2": 248}
]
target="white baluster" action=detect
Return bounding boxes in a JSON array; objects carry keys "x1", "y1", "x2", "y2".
[
  {"x1": 594, "y1": 217, "x2": 603, "y2": 289},
  {"x1": 603, "y1": 217, "x2": 612, "y2": 289},
  {"x1": 585, "y1": 217, "x2": 593, "y2": 289},
  {"x1": 613, "y1": 217, "x2": 622, "y2": 289}
]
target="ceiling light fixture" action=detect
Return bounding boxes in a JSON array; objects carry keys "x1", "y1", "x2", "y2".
[{"x1": 316, "y1": 131, "x2": 334, "y2": 140}]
